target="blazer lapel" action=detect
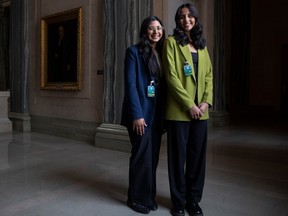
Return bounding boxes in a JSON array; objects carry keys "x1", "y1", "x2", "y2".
[{"x1": 178, "y1": 44, "x2": 196, "y2": 82}]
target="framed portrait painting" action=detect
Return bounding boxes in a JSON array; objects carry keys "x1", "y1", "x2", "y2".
[{"x1": 40, "y1": 7, "x2": 83, "y2": 90}]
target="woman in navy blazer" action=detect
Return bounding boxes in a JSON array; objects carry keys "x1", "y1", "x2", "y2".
[{"x1": 121, "y1": 16, "x2": 166, "y2": 214}]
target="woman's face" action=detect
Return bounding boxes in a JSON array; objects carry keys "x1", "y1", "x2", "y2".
[
  {"x1": 146, "y1": 20, "x2": 163, "y2": 47},
  {"x1": 179, "y1": 7, "x2": 196, "y2": 33}
]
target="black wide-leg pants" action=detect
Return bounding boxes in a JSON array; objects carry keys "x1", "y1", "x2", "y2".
[
  {"x1": 127, "y1": 122, "x2": 162, "y2": 206},
  {"x1": 166, "y1": 120, "x2": 208, "y2": 209}
]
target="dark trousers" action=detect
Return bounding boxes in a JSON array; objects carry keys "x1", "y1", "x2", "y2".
[
  {"x1": 167, "y1": 120, "x2": 208, "y2": 209},
  {"x1": 127, "y1": 122, "x2": 162, "y2": 206}
]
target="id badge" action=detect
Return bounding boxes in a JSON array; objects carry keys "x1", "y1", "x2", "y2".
[
  {"x1": 183, "y1": 62, "x2": 192, "y2": 77},
  {"x1": 147, "y1": 81, "x2": 155, "y2": 97}
]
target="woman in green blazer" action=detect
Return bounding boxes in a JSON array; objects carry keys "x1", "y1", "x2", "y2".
[{"x1": 162, "y1": 3, "x2": 213, "y2": 216}]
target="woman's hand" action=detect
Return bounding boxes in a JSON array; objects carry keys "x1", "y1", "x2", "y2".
[
  {"x1": 198, "y1": 102, "x2": 209, "y2": 114},
  {"x1": 133, "y1": 118, "x2": 147, "y2": 136},
  {"x1": 189, "y1": 103, "x2": 209, "y2": 119},
  {"x1": 189, "y1": 105, "x2": 203, "y2": 119}
]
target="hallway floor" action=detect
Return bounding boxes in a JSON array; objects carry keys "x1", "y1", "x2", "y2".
[{"x1": 0, "y1": 121, "x2": 287, "y2": 216}]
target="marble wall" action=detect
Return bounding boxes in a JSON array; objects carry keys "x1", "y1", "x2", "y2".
[
  {"x1": 26, "y1": 0, "x2": 104, "y2": 141},
  {"x1": 30, "y1": 0, "x2": 104, "y2": 123}
]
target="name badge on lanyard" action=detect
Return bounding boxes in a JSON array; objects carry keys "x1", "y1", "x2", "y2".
[
  {"x1": 183, "y1": 61, "x2": 192, "y2": 77},
  {"x1": 147, "y1": 80, "x2": 155, "y2": 97}
]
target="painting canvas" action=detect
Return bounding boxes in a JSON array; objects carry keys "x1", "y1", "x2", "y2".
[{"x1": 40, "y1": 7, "x2": 83, "y2": 90}]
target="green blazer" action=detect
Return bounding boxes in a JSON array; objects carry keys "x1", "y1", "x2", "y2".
[{"x1": 162, "y1": 36, "x2": 213, "y2": 121}]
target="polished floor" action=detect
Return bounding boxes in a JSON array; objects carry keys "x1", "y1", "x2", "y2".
[{"x1": 0, "y1": 120, "x2": 287, "y2": 216}]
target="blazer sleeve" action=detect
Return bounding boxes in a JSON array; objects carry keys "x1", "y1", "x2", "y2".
[
  {"x1": 203, "y1": 48, "x2": 213, "y2": 107},
  {"x1": 124, "y1": 47, "x2": 143, "y2": 120}
]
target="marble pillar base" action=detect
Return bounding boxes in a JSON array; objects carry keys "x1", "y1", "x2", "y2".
[
  {"x1": 0, "y1": 121, "x2": 12, "y2": 133},
  {"x1": 95, "y1": 123, "x2": 131, "y2": 152},
  {"x1": 0, "y1": 132, "x2": 11, "y2": 170},
  {"x1": 0, "y1": 91, "x2": 12, "y2": 133},
  {"x1": 30, "y1": 115, "x2": 97, "y2": 143},
  {"x1": 9, "y1": 112, "x2": 31, "y2": 132},
  {"x1": 210, "y1": 110, "x2": 230, "y2": 127}
]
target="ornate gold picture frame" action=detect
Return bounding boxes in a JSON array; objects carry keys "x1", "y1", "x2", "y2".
[{"x1": 40, "y1": 7, "x2": 83, "y2": 90}]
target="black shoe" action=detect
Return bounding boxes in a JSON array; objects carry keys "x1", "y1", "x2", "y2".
[
  {"x1": 148, "y1": 201, "x2": 158, "y2": 211},
  {"x1": 185, "y1": 202, "x2": 203, "y2": 216},
  {"x1": 171, "y1": 208, "x2": 185, "y2": 216},
  {"x1": 127, "y1": 200, "x2": 150, "y2": 214}
]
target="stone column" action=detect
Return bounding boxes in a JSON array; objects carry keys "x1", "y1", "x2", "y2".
[
  {"x1": 103, "y1": 0, "x2": 151, "y2": 124},
  {"x1": 95, "y1": 0, "x2": 152, "y2": 151},
  {"x1": 211, "y1": 0, "x2": 229, "y2": 126},
  {"x1": 9, "y1": 0, "x2": 31, "y2": 132}
]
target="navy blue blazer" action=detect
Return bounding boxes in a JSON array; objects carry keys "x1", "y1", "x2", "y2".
[{"x1": 121, "y1": 44, "x2": 164, "y2": 131}]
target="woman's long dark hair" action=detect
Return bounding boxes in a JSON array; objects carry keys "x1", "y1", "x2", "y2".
[
  {"x1": 139, "y1": 16, "x2": 165, "y2": 78},
  {"x1": 173, "y1": 3, "x2": 206, "y2": 49}
]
